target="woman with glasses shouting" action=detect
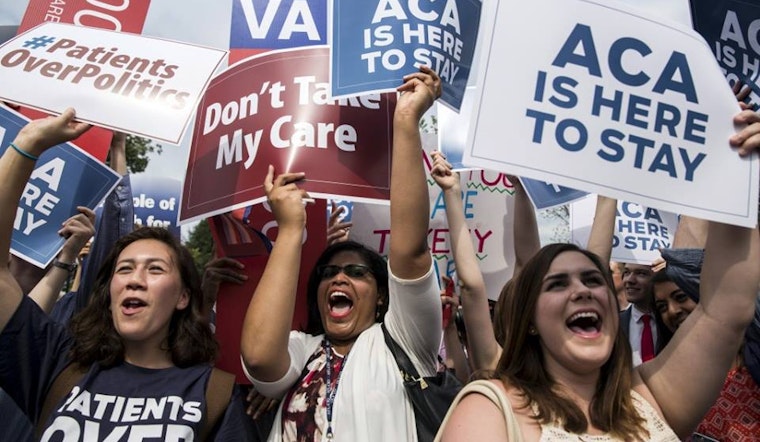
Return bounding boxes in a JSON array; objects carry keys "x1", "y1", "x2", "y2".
[{"x1": 240, "y1": 66, "x2": 443, "y2": 442}]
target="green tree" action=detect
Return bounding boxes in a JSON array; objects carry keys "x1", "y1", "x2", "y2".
[
  {"x1": 184, "y1": 219, "x2": 214, "y2": 275},
  {"x1": 123, "y1": 135, "x2": 162, "y2": 173}
]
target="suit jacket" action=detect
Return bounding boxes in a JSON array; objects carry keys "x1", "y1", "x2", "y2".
[{"x1": 620, "y1": 306, "x2": 668, "y2": 355}]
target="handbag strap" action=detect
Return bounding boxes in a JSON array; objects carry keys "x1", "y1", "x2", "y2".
[
  {"x1": 381, "y1": 323, "x2": 423, "y2": 383},
  {"x1": 434, "y1": 379, "x2": 524, "y2": 442}
]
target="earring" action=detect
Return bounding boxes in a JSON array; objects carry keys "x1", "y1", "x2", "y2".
[{"x1": 528, "y1": 326, "x2": 538, "y2": 335}]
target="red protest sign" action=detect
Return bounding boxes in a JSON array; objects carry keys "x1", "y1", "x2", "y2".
[
  {"x1": 181, "y1": 46, "x2": 396, "y2": 223},
  {"x1": 18, "y1": 0, "x2": 152, "y2": 34},
  {"x1": 212, "y1": 200, "x2": 327, "y2": 383}
]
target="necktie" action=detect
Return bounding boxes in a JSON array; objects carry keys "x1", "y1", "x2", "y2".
[{"x1": 641, "y1": 314, "x2": 655, "y2": 362}]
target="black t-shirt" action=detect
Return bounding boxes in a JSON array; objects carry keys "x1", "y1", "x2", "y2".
[{"x1": 0, "y1": 297, "x2": 254, "y2": 441}]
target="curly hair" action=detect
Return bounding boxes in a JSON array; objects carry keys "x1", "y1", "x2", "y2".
[
  {"x1": 69, "y1": 227, "x2": 218, "y2": 367},
  {"x1": 303, "y1": 240, "x2": 389, "y2": 335},
  {"x1": 495, "y1": 243, "x2": 649, "y2": 440}
]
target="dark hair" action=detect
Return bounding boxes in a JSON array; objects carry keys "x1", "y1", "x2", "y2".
[
  {"x1": 495, "y1": 243, "x2": 648, "y2": 440},
  {"x1": 304, "y1": 240, "x2": 388, "y2": 335},
  {"x1": 69, "y1": 227, "x2": 218, "y2": 367},
  {"x1": 493, "y1": 278, "x2": 514, "y2": 348},
  {"x1": 650, "y1": 268, "x2": 672, "y2": 285},
  {"x1": 649, "y1": 270, "x2": 680, "y2": 344}
]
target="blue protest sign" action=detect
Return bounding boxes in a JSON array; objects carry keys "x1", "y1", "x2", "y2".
[
  {"x1": 520, "y1": 177, "x2": 589, "y2": 210},
  {"x1": 0, "y1": 107, "x2": 121, "y2": 268},
  {"x1": 230, "y1": 0, "x2": 328, "y2": 50},
  {"x1": 132, "y1": 174, "x2": 182, "y2": 239},
  {"x1": 331, "y1": 0, "x2": 482, "y2": 111},
  {"x1": 690, "y1": 0, "x2": 760, "y2": 109}
]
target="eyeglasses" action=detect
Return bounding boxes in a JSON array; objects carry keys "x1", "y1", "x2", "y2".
[{"x1": 317, "y1": 264, "x2": 373, "y2": 280}]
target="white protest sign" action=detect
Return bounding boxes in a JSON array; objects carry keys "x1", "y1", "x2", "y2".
[
  {"x1": 464, "y1": 0, "x2": 758, "y2": 227},
  {"x1": 0, "y1": 22, "x2": 227, "y2": 144},
  {"x1": 350, "y1": 133, "x2": 516, "y2": 300},
  {"x1": 570, "y1": 195, "x2": 678, "y2": 265}
]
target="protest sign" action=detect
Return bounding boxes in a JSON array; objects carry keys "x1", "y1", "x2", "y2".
[
  {"x1": 213, "y1": 199, "x2": 326, "y2": 383},
  {"x1": 330, "y1": 0, "x2": 482, "y2": 111},
  {"x1": 0, "y1": 22, "x2": 227, "y2": 144},
  {"x1": 439, "y1": 86, "x2": 475, "y2": 169},
  {"x1": 349, "y1": 134, "x2": 516, "y2": 300},
  {"x1": 18, "y1": 0, "x2": 152, "y2": 34},
  {"x1": 0, "y1": 106, "x2": 121, "y2": 268},
  {"x1": 230, "y1": 0, "x2": 327, "y2": 55},
  {"x1": 571, "y1": 195, "x2": 678, "y2": 265},
  {"x1": 520, "y1": 177, "x2": 589, "y2": 210},
  {"x1": 15, "y1": 0, "x2": 155, "y2": 161},
  {"x1": 131, "y1": 174, "x2": 181, "y2": 239},
  {"x1": 464, "y1": 0, "x2": 758, "y2": 227},
  {"x1": 180, "y1": 46, "x2": 396, "y2": 223},
  {"x1": 691, "y1": 0, "x2": 760, "y2": 109},
  {"x1": 209, "y1": 208, "x2": 271, "y2": 258}
]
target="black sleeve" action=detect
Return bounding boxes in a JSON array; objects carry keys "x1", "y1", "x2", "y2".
[
  {"x1": 0, "y1": 297, "x2": 72, "y2": 423},
  {"x1": 744, "y1": 295, "x2": 760, "y2": 386},
  {"x1": 212, "y1": 384, "x2": 271, "y2": 441}
]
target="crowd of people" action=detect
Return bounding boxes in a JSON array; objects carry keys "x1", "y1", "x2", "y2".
[{"x1": 0, "y1": 63, "x2": 758, "y2": 442}]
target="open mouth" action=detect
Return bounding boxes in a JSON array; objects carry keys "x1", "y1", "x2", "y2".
[
  {"x1": 121, "y1": 297, "x2": 147, "y2": 314},
  {"x1": 566, "y1": 311, "x2": 601, "y2": 336},
  {"x1": 328, "y1": 291, "x2": 354, "y2": 318}
]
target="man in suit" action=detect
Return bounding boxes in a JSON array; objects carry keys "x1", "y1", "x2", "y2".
[{"x1": 619, "y1": 263, "x2": 665, "y2": 366}]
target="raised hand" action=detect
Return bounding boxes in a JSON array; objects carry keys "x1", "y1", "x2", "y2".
[
  {"x1": 430, "y1": 151, "x2": 459, "y2": 192},
  {"x1": 395, "y1": 65, "x2": 442, "y2": 122},
  {"x1": 201, "y1": 257, "x2": 248, "y2": 311},
  {"x1": 326, "y1": 201, "x2": 352, "y2": 246},
  {"x1": 730, "y1": 110, "x2": 760, "y2": 157},
  {"x1": 263, "y1": 165, "x2": 309, "y2": 231},
  {"x1": 57, "y1": 206, "x2": 96, "y2": 264},
  {"x1": 12, "y1": 108, "x2": 91, "y2": 157}
]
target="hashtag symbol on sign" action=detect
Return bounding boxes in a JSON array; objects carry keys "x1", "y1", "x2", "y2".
[{"x1": 23, "y1": 36, "x2": 56, "y2": 49}]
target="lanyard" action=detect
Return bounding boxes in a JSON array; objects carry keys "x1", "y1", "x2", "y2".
[{"x1": 323, "y1": 339, "x2": 348, "y2": 440}]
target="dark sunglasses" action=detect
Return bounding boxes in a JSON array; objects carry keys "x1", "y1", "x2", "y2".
[{"x1": 318, "y1": 264, "x2": 373, "y2": 280}]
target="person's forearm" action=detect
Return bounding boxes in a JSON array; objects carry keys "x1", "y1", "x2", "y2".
[
  {"x1": 241, "y1": 226, "x2": 303, "y2": 381},
  {"x1": 443, "y1": 188, "x2": 499, "y2": 371},
  {"x1": 586, "y1": 195, "x2": 617, "y2": 264},
  {"x1": 443, "y1": 188, "x2": 484, "y2": 293},
  {"x1": 700, "y1": 222, "x2": 760, "y2": 328},
  {"x1": 389, "y1": 115, "x2": 431, "y2": 278},
  {"x1": 512, "y1": 179, "x2": 540, "y2": 273},
  {"x1": 443, "y1": 322, "x2": 470, "y2": 384},
  {"x1": 0, "y1": 140, "x2": 44, "y2": 330},
  {"x1": 109, "y1": 133, "x2": 127, "y2": 175},
  {"x1": 28, "y1": 267, "x2": 71, "y2": 314}
]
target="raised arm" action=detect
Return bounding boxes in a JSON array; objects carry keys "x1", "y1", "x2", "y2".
[
  {"x1": 671, "y1": 215, "x2": 709, "y2": 249},
  {"x1": 638, "y1": 113, "x2": 760, "y2": 437},
  {"x1": 0, "y1": 109, "x2": 90, "y2": 332},
  {"x1": 73, "y1": 131, "x2": 134, "y2": 316},
  {"x1": 585, "y1": 195, "x2": 617, "y2": 265},
  {"x1": 432, "y1": 151, "x2": 500, "y2": 371},
  {"x1": 511, "y1": 177, "x2": 540, "y2": 275},
  {"x1": 28, "y1": 207, "x2": 95, "y2": 313},
  {"x1": 241, "y1": 166, "x2": 308, "y2": 382},
  {"x1": 389, "y1": 66, "x2": 440, "y2": 278}
]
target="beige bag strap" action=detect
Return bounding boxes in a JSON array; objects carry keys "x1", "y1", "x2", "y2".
[{"x1": 434, "y1": 379, "x2": 524, "y2": 442}]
